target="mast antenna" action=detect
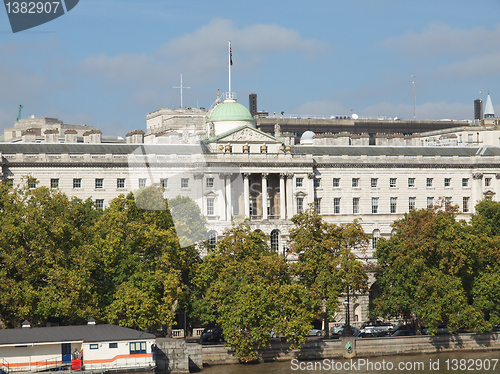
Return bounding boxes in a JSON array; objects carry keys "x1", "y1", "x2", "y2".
[{"x1": 173, "y1": 74, "x2": 190, "y2": 109}]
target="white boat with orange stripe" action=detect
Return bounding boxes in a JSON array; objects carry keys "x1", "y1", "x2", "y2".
[{"x1": 0, "y1": 319, "x2": 155, "y2": 373}]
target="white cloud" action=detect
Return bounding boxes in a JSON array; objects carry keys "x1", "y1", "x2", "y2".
[
  {"x1": 377, "y1": 23, "x2": 500, "y2": 59},
  {"x1": 73, "y1": 18, "x2": 329, "y2": 101},
  {"x1": 432, "y1": 50, "x2": 500, "y2": 78}
]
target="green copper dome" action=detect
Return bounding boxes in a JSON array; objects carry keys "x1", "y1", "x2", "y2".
[{"x1": 208, "y1": 99, "x2": 256, "y2": 123}]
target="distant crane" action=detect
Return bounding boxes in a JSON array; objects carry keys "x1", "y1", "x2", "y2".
[{"x1": 16, "y1": 105, "x2": 23, "y2": 121}]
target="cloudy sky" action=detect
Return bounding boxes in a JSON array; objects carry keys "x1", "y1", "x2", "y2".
[{"x1": 1, "y1": 0, "x2": 499, "y2": 136}]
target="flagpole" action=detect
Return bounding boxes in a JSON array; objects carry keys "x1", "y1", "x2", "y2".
[{"x1": 228, "y1": 40, "x2": 232, "y2": 94}]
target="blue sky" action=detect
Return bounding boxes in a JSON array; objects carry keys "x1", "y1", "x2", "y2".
[{"x1": 1, "y1": 0, "x2": 500, "y2": 136}]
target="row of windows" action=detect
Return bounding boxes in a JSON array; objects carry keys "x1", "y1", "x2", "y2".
[
  {"x1": 89, "y1": 341, "x2": 146, "y2": 354},
  {"x1": 328, "y1": 177, "x2": 475, "y2": 188},
  {"x1": 38, "y1": 178, "x2": 186, "y2": 189},
  {"x1": 302, "y1": 196, "x2": 471, "y2": 214}
]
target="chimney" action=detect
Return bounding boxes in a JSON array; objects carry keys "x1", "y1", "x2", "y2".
[
  {"x1": 83, "y1": 129, "x2": 102, "y2": 144},
  {"x1": 126, "y1": 129, "x2": 145, "y2": 144},
  {"x1": 22, "y1": 320, "x2": 31, "y2": 329},
  {"x1": 87, "y1": 317, "x2": 96, "y2": 325},
  {"x1": 44, "y1": 129, "x2": 59, "y2": 143},
  {"x1": 64, "y1": 129, "x2": 78, "y2": 143}
]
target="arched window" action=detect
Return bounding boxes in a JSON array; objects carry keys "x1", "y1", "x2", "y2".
[
  {"x1": 208, "y1": 231, "x2": 217, "y2": 250},
  {"x1": 270, "y1": 229, "x2": 280, "y2": 251},
  {"x1": 391, "y1": 228, "x2": 397, "y2": 237},
  {"x1": 372, "y1": 229, "x2": 380, "y2": 250}
]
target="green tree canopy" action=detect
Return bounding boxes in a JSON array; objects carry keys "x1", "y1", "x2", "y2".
[
  {"x1": 290, "y1": 208, "x2": 369, "y2": 326},
  {"x1": 373, "y1": 203, "x2": 500, "y2": 334},
  {"x1": 191, "y1": 223, "x2": 315, "y2": 362}
]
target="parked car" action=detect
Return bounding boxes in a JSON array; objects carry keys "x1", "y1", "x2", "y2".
[
  {"x1": 360, "y1": 320, "x2": 394, "y2": 337},
  {"x1": 422, "y1": 324, "x2": 449, "y2": 335},
  {"x1": 307, "y1": 329, "x2": 323, "y2": 337},
  {"x1": 330, "y1": 325, "x2": 360, "y2": 337},
  {"x1": 391, "y1": 325, "x2": 416, "y2": 336},
  {"x1": 200, "y1": 325, "x2": 224, "y2": 343}
]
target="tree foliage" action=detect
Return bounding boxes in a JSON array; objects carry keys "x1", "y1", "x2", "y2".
[
  {"x1": 373, "y1": 202, "x2": 500, "y2": 334},
  {"x1": 290, "y1": 208, "x2": 369, "y2": 323},
  {"x1": 0, "y1": 181, "x2": 201, "y2": 331},
  {"x1": 191, "y1": 223, "x2": 315, "y2": 362}
]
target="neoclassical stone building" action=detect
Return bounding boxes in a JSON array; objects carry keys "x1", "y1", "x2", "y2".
[{"x1": 2, "y1": 92, "x2": 500, "y2": 324}]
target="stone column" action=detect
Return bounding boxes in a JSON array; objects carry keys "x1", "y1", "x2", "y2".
[
  {"x1": 193, "y1": 173, "x2": 204, "y2": 216},
  {"x1": 472, "y1": 173, "x2": 483, "y2": 207},
  {"x1": 218, "y1": 173, "x2": 227, "y2": 221},
  {"x1": 225, "y1": 174, "x2": 232, "y2": 222},
  {"x1": 244, "y1": 173, "x2": 250, "y2": 218},
  {"x1": 286, "y1": 173, "x2": 294, "y2": 219},
  {"x1": 262, "y1": 173, "x2": 269, "y2": 220},
  {"x1": 307, "y1": 172, "x2": 315, "y2": 207},
  {"x1": 280, "y1": 173, "x2": 286, "y2": 220}
]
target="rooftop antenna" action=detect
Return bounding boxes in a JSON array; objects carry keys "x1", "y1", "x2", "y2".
[
  {"x1": 411, "y1": 75, "x2": 416, "y2": 119},
  {"x1": 16, "y1": 104, "x2": 23, "y2": 121},
  {"x1": 173, "y1": 74, "x2": 190, "y2": 109},
  {"x1": 228, "y1": 40, "x2": 232, "y2": 94}
]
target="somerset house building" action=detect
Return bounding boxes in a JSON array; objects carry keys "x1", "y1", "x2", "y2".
[{"x1": 2, "y1": 90, "x2": 500, "y2": 323}]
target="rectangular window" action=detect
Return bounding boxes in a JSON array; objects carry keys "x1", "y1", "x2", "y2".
[
  {"x1": 95, "y1": 199, "x2": 104, "y2": 210},
  {"x1": 332, "y1": 178, "x2": 340, "y2": 188},
  {"x1": 462, "y1": 178, "x2": 469, "y2": 187},
  {"x1": 485, "y1": 177, "x2": 492, "y2": 187},
  {"x1": 117, "y1": 178, "x2": 125, "y2": 189},
  {"x1": 207, "y1": 198, "x2": 215, "y2": 216},
  {"x1": 90, "y1": 344, "x2": 99, "y2": 350},
  {"x1": 408, "y1": 178, "x2": 415, "y2": 188},
  {"x1": 371, "y1": 197, "x2": 379, "y2": 214},
  {"x1": 314, "y1": 178, "x2": 321, "y2": 188},
  {"x1": 160, "y1": 178, "x2": 168, "y2": 188},
  {"x1": 426, "y1": 178, "x2": 433, "y2": 187},
  {"x1": 445, "y1": 197, "x2": 452, "y2": 207},
  {"x1": 181, "y1": 178, "x2": 189, "y2": 188},
  {"x1": 444, "y1": 178, "x2": 451, "y2": 187},
  {"x1": 138, "y1": 178, "x2": 147, "y2": 188},
  {"x1": 297, "y1": 197, "x2": 304, "y2": 214},
  {"x1": 333, "y1": 198, "x2": 341, "y2": 214},
  {"x1": 73, "y1": 178, "x2": 81, "y2": 189},
  {"x1": 468, "y1": 134, "x2": 473, "y2": 142},
  {"x1": 249, "y1": 197, "x2": 257, "y2": 216},
  {"x1": 353, "y1": 197, "x2": 360, "y2": 214},
  {"x1": 390, "y1": 197, "x2": 397, "y2": 214},
  {"x1": 371, "y1": 178, "x2": 378, "y2": 188},
  {"x1": 463, "y1": 197, "x2": 470, "y2": 213},
  {"x1": 296, "y1": 178, "x2": 303, "y2": 187},
  {"x1": 50, "y1": 178, "x2": 59, "y2": 189},
  {"x1": 130, "y1": 341, "x2": 147, "y2": 355},
  {"x1": 109, "y1": 343, "x2": 118, "y2": 349},
  {"x1": 95, "y1": 178, "x2": 103, "y2": 189},
  {"x1": 314, "y1": 198, "x2": 321, "y2": 214},
  {"x1": 206, "y1": 177, "x2": 214, "y2": 188},
  {"x1": 409, "y1": 197, "x2": 416, "y2": 211},
  {"x1": 390, "y1": 178, "x2": 397, "y2": 188},
  {"x1": 352, "y1": 178, "x2": 359, "y2": 187},
  {"x1": 427, "y1": 197, "x2": 434, "y2": 209},
  {"x1": 29, "y1": 179, "x2": 37, "y2": 189}
]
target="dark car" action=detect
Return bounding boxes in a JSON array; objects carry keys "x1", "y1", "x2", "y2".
[
  {"x1": 200, "y1": 325, "x2": 224, "y2": 343},
  {"x1": 391, "y1": 325, "x2": 416, "y2": 336}
]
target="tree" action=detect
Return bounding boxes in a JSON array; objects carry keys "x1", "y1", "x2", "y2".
[
  {"x1": 92, "y1": 190, "x2": 198, "y2": 332},
  {"x1": 290, "y1": 208, "x2": 369, "y2": 334},
  {"x1": 373, "y1": 205, "x2": 500, "y2": 334},
  {"x1": 0, "y1": 180, "x2": 100, "y2": 327},
  {"x1": 191, "y1": 223, "x2": 315, "y2": 362}
]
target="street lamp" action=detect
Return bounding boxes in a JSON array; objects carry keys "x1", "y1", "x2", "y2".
[{"x1": 343, "y1": 286, "x2": 353, "y2": 336}]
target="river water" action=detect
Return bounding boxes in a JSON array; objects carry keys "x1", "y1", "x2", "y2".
[{"x1": 203, "y1": 350, "x2": 499, "y2": 374}]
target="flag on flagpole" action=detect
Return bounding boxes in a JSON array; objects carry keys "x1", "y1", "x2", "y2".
[{"x1": 229, "y1": 41, "x2": 233, "y2": 66}]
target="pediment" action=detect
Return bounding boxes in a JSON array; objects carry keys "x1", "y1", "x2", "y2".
[{"x1": 211, "y1": 125, "x2": 280, "y2": 143}]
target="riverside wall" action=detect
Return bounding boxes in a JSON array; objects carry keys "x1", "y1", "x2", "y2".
[
  {"x1": 157, "y1": 332, "x2": 500, "y2": 372},
  {"x1": 202, "y1": 332, "x2": 500, "y2": 366}
]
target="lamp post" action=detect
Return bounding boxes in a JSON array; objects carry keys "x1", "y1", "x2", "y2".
[{"x1": 343, "y1": 285, "x2": 353, "y2": 336}]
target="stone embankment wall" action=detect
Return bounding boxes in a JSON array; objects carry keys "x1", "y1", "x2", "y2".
[
  {"x1": 202, "y1": 332, "x2": 500, "y2": 366},
  {"x1": 157, "y1": 333, "x2": 500, "y2": 372}
]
